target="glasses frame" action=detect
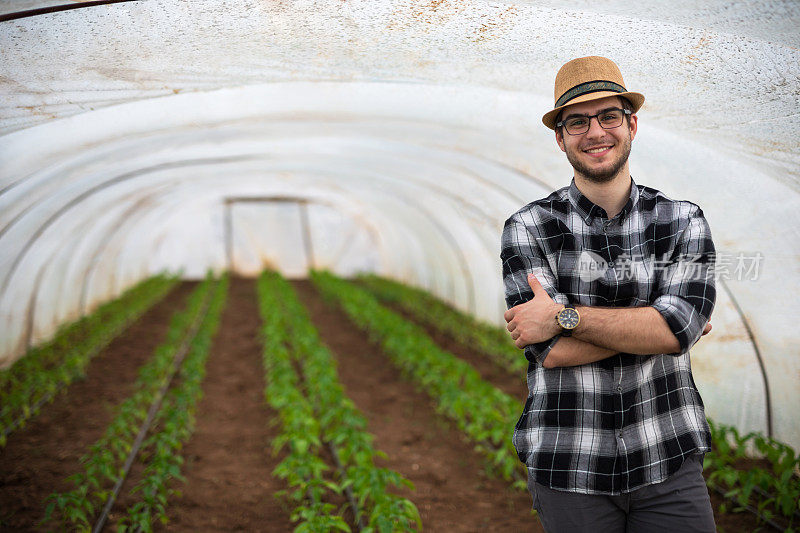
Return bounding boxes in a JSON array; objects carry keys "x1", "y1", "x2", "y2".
[{"x1": 556, "y1": 108, "x2": 632, "y2": 136}]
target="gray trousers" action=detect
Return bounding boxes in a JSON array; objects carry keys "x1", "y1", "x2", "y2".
[{"x1": 527, "y1": 454, "x2": 716, "y2": 533}]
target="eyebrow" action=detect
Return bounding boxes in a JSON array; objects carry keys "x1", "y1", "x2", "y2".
[{"x1": 563, "y1": 107, "x2": 620, "y2": 120}]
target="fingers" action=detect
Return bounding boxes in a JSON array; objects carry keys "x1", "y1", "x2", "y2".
[
  {"x1": 504, "y1": 308, "x2": 515, "y2": 323},
  {"x1": 507, "y1": 321, "x2": 516, "y2": 333},
  {"x1": 528, "y1": 273, "x2": 545, "y2": 295},
  {"x1": 702, "y1": 322, "x2": 712, "y2": 336}
]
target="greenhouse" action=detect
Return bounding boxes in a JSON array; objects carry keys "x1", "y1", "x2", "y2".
[{"x1": 1, "y1": 0, "x2": 798, "y2": 531}]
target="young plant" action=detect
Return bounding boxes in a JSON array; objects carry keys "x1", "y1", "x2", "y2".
[
  {"x1": 259, "y1": 271, "x2": 421, "y2": 532},
  {"x1": 705, "y1": 418, "x2": 800, "y2": 530}
]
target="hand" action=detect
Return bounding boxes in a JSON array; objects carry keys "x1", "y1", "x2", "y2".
[
  {"x1": 702, "y1": 322, "x2": 712, "y2": 336},
  {"x1": 504, "y1": 274, "x2": 562, "y2": 349}
]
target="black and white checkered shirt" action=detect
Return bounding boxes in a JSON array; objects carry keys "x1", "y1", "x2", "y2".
[{"x1": 501, "y1": 178, "x2": 715, "y2": 495}]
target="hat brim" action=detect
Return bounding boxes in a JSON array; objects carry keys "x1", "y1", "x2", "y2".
[{"x1": 542, "y1": 91, "x2": 645, "y2": 130}]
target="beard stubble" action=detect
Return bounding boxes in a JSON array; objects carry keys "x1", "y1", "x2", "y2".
[{"x1": 565, "y1": 129, "x2": 632, "y2": 183}]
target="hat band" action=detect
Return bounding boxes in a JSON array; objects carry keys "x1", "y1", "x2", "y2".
[{"x1": 555, "y1": 80, "x2": 626, "y2": 108}]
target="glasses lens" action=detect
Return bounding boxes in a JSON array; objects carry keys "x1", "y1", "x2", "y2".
[
  {"x1": 564, "y1": 116, "x2": 589, "y2": 135},
  {"x1": 599, "y1": 109, "x2": 624, "y2": 128}
]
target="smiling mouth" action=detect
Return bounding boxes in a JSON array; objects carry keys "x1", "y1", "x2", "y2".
[{"x1": 583, "y1": 146, "x2": 613, "y2": 156}]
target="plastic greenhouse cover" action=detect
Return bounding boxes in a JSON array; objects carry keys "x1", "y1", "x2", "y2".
[{"x1": 0, "y1": 0, "x2": 798, "y2": 450}]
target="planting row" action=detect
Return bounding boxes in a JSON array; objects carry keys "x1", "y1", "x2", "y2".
[
  {"x1": 44, "y1": 274, "x2": 228, "y2": 532},
  {"x1": 311, "y1": 271, "x2": 525, "y2": 486},
  {"x1": 0, "y1": 275, "x2": 178, "y2": 446},
  {"x1": 258, "y1": 271, "x2": 420, "y2": 532},
  {"x1": 356, "y1": 274, "x2": 526, "y2": 375}
]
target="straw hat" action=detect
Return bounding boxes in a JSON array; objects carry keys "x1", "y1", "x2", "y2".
[{"x1": 542, "y1": 56, "x2": 645, "y2": 130}]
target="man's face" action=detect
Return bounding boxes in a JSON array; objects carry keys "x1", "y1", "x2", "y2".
[{"x1": 555, "y1": 96, "x2": 637, "y2": 183}]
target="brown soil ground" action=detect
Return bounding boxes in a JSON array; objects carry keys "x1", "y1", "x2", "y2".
[
  {"x1": 0, "y1": 278, "x2": 774, "y2": 532},
  {"x1": 0, "y1": 282, "x2": 196, "y2": 531},
  {"x1": 292, "y1": 280, "x2": 542, "y2": 532}
]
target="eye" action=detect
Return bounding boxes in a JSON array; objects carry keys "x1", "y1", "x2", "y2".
[
  {"x1": 567, "y1": 117, "x2": 588, "y2": 127},
  {"x1": 600, "y1": 111, "x2": 622, "y2": 124}
]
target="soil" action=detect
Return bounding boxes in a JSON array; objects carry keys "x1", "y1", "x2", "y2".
[
  {"x1": 0, "y1": 282, "x2": 196, "y2": 531},
  {"x1": 0, "y1": 278, "x2": 777, "y2": 532},
  {"x1": 292, "y1": 280, "x2": 542, "y2": 532}
]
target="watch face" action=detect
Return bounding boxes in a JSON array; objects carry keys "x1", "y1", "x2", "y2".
[{"x1": 558, "y1": 308, "x2": 580, "y2": 329}]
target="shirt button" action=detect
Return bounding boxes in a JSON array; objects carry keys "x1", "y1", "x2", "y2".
[{"x1": 618, "y1": 432, "x2": 623, "y2": 438}]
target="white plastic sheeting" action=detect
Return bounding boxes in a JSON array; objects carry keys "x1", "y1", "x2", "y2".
[{"x1": 0, "y1": 1, "x2": 798, "y2": 449}]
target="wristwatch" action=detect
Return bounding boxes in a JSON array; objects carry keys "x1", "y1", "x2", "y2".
[{"x1": 555, "y1": 304, "x2": 580, "y2": 337}]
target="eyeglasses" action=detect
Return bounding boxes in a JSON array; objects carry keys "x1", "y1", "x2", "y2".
[{"x1": 557, "y1": 108, "x2": 632, "y2": 135}]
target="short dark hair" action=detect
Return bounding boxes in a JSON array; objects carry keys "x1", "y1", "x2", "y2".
[{"x1": 555, "y1": 96, "x2": 633, "y2": 134}]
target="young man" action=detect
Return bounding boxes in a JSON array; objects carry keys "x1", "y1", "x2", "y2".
[{"x1": 501, "y1": 56, "x2": 717, "y2": 532}]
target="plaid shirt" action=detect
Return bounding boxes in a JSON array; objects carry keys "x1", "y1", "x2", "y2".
[{"x1": 501, "y1": 178, "x2": 715, "y2": 495}]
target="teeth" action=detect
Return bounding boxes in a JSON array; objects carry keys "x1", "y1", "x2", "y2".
[{"x1": 585, "y1": 147, "x2": 610, "y2": 153}]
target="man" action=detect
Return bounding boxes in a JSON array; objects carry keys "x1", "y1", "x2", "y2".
[{"x1": 501, "y1": 56, "x2": 717, "y2": 532}]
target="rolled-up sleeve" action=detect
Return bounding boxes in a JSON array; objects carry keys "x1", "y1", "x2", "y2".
[
  {"x1": 501, "y1": 214, "x2": 569, "y2": 365},
  {"x1": 651, "y1": 206, "x2": 717, "y2": 354}
]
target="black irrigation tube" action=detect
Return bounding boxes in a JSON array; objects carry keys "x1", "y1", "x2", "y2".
[
  {"x1": 706, "y1": 480, "x2": 788, "y2": 532},
  {"x1": 2, "y1": 385, "x2": 66, "y2": 441},
  {"x1": 91, "y1": 287, "x2": 214, "y2": 533},
  {"x1": 752, "y1": 485, "x2": 800, "y2": 523},
  {"x1": 327, "y1": 442, "x2": 366, "y2": 532},
  {"x1": 287, "y1": 358, "x2": 366, "y2": 532},
  {"x1": 0, "y1": 0, "x2": 138, "y2": 23}
]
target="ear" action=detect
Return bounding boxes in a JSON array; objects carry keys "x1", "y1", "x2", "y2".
[
  {"x1": 555, "y1": 127, "x2": 566, "y2": 153},
  {"x1": 628, "y1": 113, "x2": 638, "y2": 142}
]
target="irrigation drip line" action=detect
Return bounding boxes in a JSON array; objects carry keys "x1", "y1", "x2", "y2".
[
  {"x1": 2, "y1": 309, "x2": 158, "y2": 443},
  {"x1": 706, "y1": 480, "x2": 787, "y2": 532},
  {"x1": 91, "y1": 287, "x2": 215, "y2": 533},
  {"x1": 753, "y1": 484, "x2": 800, "y2": 523},
  {"x1": 287, "y1": 357, "x2": 366, "y2": 531},
  {"x1": 327, "y1": 441, "x2": 366, "y2": 532}
]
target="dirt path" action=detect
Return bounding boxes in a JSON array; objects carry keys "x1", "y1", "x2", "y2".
[
  {"x1": 293, "y1": 280, "x2": 542, "y2": 532},
  {"x1": 154, "y1": 278, "x2": 292, "y2": 532},
  {"x1": 0, "y1": 282, "x2": 196, "y2": 531}
]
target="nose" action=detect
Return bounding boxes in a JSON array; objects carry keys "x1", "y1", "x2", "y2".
[{"x1": 585, "y1": 115, "x2": 606, "y2": 137}]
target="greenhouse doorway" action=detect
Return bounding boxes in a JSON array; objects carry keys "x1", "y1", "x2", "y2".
[{"x1": 223, "y1": 197, "x2": 379, "y2": 278}]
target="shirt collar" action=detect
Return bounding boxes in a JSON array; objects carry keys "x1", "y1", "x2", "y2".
[{"x1": 567, "y1": 177, "x2": 639, "y2": 226}]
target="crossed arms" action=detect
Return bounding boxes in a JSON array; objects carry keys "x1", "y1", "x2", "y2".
[
  {"x1": 503, "y1": 274, "x2": 712, "y2": 368},
  {"x1": 500, "y1": 208, "x2": 716, "y2": 368}
]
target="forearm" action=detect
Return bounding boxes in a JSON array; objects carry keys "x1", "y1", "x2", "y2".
[
  {"x1": 542, "y1": 336, "x2": 618, "y2": 368},
  {"x1": 572, "y1": 305, "x2": 681, "y2": 355}
]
